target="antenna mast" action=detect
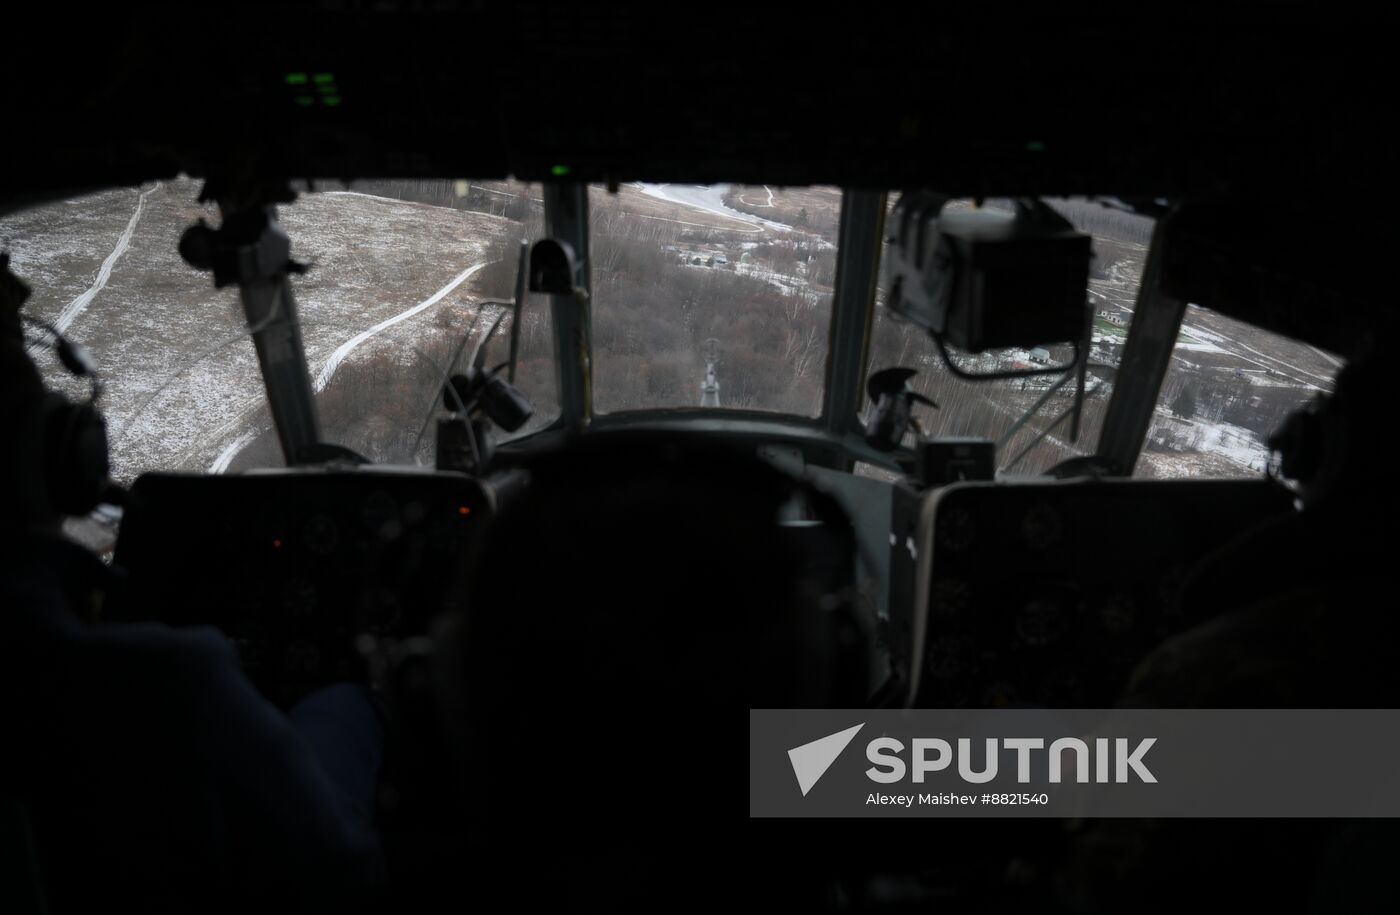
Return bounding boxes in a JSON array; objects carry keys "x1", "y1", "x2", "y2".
[{"x1": 700, "y1": 337, "x2": 721, "y2": 407}]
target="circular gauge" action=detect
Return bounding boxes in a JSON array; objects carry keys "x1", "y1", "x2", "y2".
[
  {"x1": 361, "y1": 491, "x2": 402, "y2": 542},
  {"x1": 925, "y1": 636, "x2": 969, "y2": 680},
  {"x1": 1022, "y1": 503, "x2": 1063, "y2": 551},
  {"x1": 937, "y1": 508, "x2": 974, "y2": 551},
  {"x1": 930, "y1": 576, "x2": 971, "y2": 618},
  {"x1": 1015, "y1": 598, "x2": 1062, "y2": 647},
  {"x1": 303, "y1": 513, "x2": 339, "y2": 556}
]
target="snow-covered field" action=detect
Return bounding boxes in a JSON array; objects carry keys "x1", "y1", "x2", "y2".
[
  {"x1": 1074, "y1": 237, "x2": 1335, "y2": 479},
  {"x1": 2, "y1": 176, "x2": 1338, "y2": 485},
  {"x1": 634, "y1": 183, "x2": 792, "y2": 232},
  {"x1": 1145, "y1": 415, "x2": 1271, "y2": 476},
  {"x1": 2, "y1": 178, "x2": 509, "y2": 481},
  {"x1": 732, "y1": 261, "x2": 822, "y2": 303},
  {"x1": 1134, "y1": 301, "x2": 1339, "y2": 478}
]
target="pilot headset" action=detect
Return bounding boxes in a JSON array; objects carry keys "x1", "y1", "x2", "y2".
[
  {"x1": 3, "y1": 253, "x2": 110, "y2": 517},
  {"x1": 1267, "y1": 336, "x2": 1376, "y2": 511}
]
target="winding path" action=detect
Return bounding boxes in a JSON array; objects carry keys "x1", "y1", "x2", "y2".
[
  {"x1": 208, "y1": 259, "x2": 489, "y2": 472},
  {"x1": 634, "y1": 183, "x2": 792, "y2": 232},
  {"x1": 312, "y1": 261, "x2": 487, "y2": 393},
  {"x1": 54, "y1": 183, "x2": 159, "y2": 333}
]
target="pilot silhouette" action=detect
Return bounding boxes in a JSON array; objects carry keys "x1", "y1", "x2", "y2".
[
  {"x1": 1061, "y1": 336, "x2": 1400, "y2": 913},
  {"x1": 0, "y1": 259, "x2": 385, "y2": 913}
]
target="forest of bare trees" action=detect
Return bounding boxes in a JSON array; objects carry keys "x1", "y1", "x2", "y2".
[{"x1": 588, "y1": 193, "x2": 834, "y2": 416}]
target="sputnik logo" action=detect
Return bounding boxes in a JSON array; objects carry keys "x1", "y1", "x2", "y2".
[{"x1": 787, "y1": 723, "x2": 865, "y2": 796}]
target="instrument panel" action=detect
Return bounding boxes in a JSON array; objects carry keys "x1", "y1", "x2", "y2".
[
  {"x1": 912, "y1": 479, "x2": 1293, "y2": 708},
  {"x1": 110, "y1": 470, "x2": 491, "y2": 707}
]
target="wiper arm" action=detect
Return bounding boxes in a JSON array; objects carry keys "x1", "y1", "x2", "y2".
[
  {"x1": 996, "y1": 362, "x2": 1116, "y2": 450},
  {"x1": 999, "y1": 373, "x2": 1113, "y2": 474},
  {"x1": 996, "y1": 369, "x2": 1075, "y2": 450}
]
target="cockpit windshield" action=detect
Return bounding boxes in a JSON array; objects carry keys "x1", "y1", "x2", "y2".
[
  {"x1": 1, "y1": 177, "x2": 1338, "y2": 493},
  {"x1": 588, "y1": 183, "x2": 840, "y2": 416},
  {"x1": 1, "y1": 177, "x2": 559, "y2": 482}
]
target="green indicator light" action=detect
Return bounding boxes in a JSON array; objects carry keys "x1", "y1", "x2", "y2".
[
  {"x1": 317, "y1": 82, "x2": 337, "y2": 93},
  {"x1": 313, "y1": 73, "x2": 335, "y2": 84},
  {"x1": 322, "y1": 96, "x2": 342, "y2": 107},
  {"x1": 295, "y1": 95, "x2": 315, "y2": 106},
  {"x1": 1026, "y1": 140, "x2": 1046, "y2": 152},
  {"x1": 551, "y1": 164, "x2": 571, "y2": 177},
  {"x1": 285, "y1": 72, "x2": 308, "y2": 85}
]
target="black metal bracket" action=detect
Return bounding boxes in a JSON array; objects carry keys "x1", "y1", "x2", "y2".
[
  {"x1": 179, "y1": 179, "x2": 320, "y2": 466},
  {"x1": 179, "y1": 208, "x2": 308, "y2": 289}
]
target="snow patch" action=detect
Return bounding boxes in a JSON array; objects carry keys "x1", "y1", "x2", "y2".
[
  {"x1": 634, "y1": 183, "x2": 792, "y2": 232},
  {"x1": 313, "y1": 261, "x2": 487, "y2": 393},
  {"x1": 54, "y1": 183, "x2": 159, "y2": 333},
  {"x1": 1147, "y1": 413, "x2": 1270, "y2": 473}
]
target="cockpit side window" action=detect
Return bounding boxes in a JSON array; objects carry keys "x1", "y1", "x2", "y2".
[{"x1": 1138, "y1": 304, "x2": 1339, "y2": 478}]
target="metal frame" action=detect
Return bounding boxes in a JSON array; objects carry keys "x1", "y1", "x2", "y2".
[
  {"x1": 1095, "y1": 207, "x2": 1184, "y2": 474},
  {"x1": 821, "y1": 190, "x2": 887, "y2": 453},
  {"x1": 241, "y1": 179, "x2": 1164, "y2": 478},
  {"x1": 542, "y1": 183, "x2": 593, "y2": 428},
  {"x1": 218, "y1": 201, "x2": 321, "y2": 464},
  {"x1": 513, "y1": 183, "x2": 902, "y2": 473},
  {"x1": 520, "y1": 183, "x2": 1186, "y2": 477},
  {"x1": 582, "y1": 408, "x2": 902, "y2": 466}
]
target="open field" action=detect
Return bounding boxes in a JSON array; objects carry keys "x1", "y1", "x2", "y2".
[
  {"x1": 4, "y1": 179, "x2": 515, "y2": 479},
  {"x1": 2, "y1": 177, "x2": 1336, "y2": 485}
]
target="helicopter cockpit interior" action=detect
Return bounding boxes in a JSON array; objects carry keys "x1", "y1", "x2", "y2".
[{"x1": 2, "y1": 4, "x2": 1395, "y2": 912}]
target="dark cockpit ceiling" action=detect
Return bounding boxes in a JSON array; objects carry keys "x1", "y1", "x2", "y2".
[
  {"x1": 1, "y1": 4, "x2": 1391, "y2": 346},
  {"x1": 1, "y1": 5, "x2": 1389, "y2": 196}
]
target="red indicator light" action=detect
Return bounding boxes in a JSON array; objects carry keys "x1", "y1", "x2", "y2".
[
  {"x1": 457, "y1": 506, "x2": 471, "y2": 516},
  {"x1": 272, "y1": 539, "x2": 283, "y2": 549}
]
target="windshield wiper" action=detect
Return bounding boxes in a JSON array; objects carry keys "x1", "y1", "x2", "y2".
[{"x1": 998, "y1": 366, "x2": 1115, "y2": 474}]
